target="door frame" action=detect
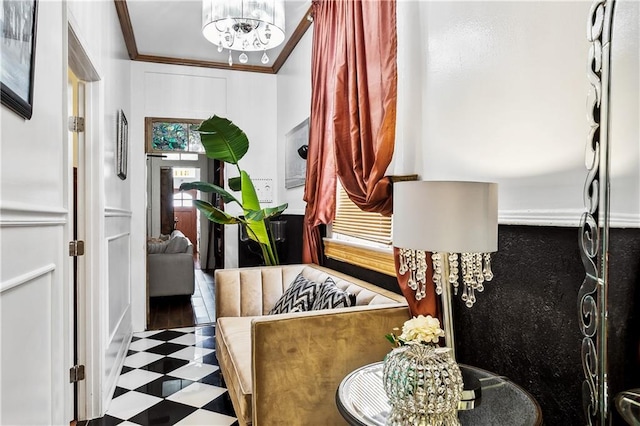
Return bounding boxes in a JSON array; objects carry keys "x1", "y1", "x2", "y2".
[{"x1": 68, "y1": 22, "x2": 104, "y2": 420}]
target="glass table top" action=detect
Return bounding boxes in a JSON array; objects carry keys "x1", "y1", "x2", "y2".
[{"x1": 336, "y1": 362, "x2": 543, "y2": 426}]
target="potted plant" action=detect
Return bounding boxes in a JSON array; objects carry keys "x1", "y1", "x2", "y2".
[{"x1": 180, "y1": 115, "x2": 288, "y2": 265}]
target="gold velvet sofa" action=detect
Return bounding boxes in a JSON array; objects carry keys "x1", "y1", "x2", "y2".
[{"x1": 214, "y1": 264, "x2": 410, "y2": 426}]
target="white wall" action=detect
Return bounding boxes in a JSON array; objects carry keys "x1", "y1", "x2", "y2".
[
  {"x1": 130, "y1": 62, "x2": 278, "y2": 331},
  {"x1": 277, "y1": 28, "x2": 313, "y2": 215},
  {"x1": 395, "y1": 0, "x2": 639, "y2": 227},
  {"x1": 0, "y1": 2, "x2": 69, "y2": 423},
  {"x1": 1, "y1": 0, "x2": 132, "y2": 422}
]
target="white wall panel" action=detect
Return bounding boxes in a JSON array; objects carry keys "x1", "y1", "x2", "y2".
[
  {"x1": 0, "y1": 223, "x2": 67, "y2": 425},
  {"x1": 143, "y1": 72, "x2": 227, "y2": 118},
  {"x1": 1, "y1": 267, "x2": 54, "y2": 425},
  {"x1": 0, "y1": 1, "x2": 70, "y2": 424},
  {"x1": 107, "y1": 232, "x2": 131, "y2": 334},
  {"x1": 0, "y1": 1, "x2": 65, "y2": 208}
]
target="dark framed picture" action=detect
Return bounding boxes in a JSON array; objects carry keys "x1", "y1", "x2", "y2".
[
  {"x1": 285, "y1": 118, "x2": 309, "y2": 189},
  {"x1": 1, "y1": 0, "x2": 38, "y2": 120},
  {"x1": 116, "y1": 110, "x2": 128, "y2": 180}
]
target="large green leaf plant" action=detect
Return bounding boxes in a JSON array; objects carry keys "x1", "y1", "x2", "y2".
[{"x1": 180, "y1": 115, "x2": 288, "y2": 265}]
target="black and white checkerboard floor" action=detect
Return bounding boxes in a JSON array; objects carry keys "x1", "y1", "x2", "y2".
[{"x1": 91, "y1": 325, "x2": 239, "y2": 426}]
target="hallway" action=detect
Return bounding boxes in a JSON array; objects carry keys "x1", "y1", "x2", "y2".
[
  {"x1": 89, "y1": 324, "x2": 238, "y2": 425},
  {"x1": 86, "y1": 269, "x2": 238, "y2": 425}
]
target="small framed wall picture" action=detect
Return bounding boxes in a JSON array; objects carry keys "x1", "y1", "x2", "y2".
[
  {"x1": 116, "y1": 109, "x2": 128, "y2": 180},
  {"x1": 1, "y1": 0, "x2": 38, "y2": 119}
]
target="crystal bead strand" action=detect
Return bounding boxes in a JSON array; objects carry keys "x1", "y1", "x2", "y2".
[
  {"x1": 447, "y1": 252, "x2": 459, "y2": 295},
  {"x1": 432, "y1": 252, "x2": 443, "y2": 295},
  {"x1": 398, "y1": 248, "x2": 428, "y2": 300},
  {"x1": 483, "y1": 253, "x2": 494, "y2": 281},
  {"x1": 415, "y1": 251, "x2": 427, "y2": 300}
]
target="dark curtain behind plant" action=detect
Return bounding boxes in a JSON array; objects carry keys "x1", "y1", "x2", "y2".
[{"x1": 302, "y1": 0, "x2": 398, "y2": 264}]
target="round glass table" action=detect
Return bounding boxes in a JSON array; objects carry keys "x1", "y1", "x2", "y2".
[{"x1": 336, "y1": 362, "x2": 543, "y2": 426}]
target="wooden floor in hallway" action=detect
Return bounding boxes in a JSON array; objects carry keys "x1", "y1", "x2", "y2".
[{"x1": 147, "y1": 268, "x2": 216, "y2": 330}]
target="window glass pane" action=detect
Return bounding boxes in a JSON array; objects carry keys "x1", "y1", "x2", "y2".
[
  {"x1": 189, "y1": 124, "x2": 205, "y2": 153},
  {"x1": 152, "y1": 122, "x2": 189, "y2": 151}
]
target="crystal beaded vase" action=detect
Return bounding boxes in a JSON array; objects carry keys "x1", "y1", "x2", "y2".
[{"x1": 383, "y1": 344, "x2": 463, "y2": 426}]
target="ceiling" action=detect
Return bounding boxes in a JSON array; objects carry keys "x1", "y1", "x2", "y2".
[{"x1": 116, "y1": 0, "x2": 313, "y2": 74}]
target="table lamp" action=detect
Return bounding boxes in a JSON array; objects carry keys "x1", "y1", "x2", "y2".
[{"x1": 392, "y1": 180, "x2": 498, "y2": 355}]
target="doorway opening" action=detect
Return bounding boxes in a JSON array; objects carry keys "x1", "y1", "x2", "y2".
[{"x1": 146, "y1": 148, "x2": 224, "y2": 330}]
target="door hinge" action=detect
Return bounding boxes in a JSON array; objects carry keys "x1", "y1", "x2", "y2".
[
  {"x1": 69, "y1": 240, "x2": 85, "y2": 256},
  {"x1": 68, "y1": 116, "x2": 85, "y2": 133},
  {"x1": 69, "y1": 365, "x2": 85, "y2": 383}
]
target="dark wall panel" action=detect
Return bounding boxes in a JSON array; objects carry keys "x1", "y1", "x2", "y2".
[{"x1": 242, "y1": 217, "x2": 640, "y2": 424}]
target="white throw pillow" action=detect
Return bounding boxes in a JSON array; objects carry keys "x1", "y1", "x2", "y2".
[{"x1": 165, "y1": 236, "x2": 189, "y2": 253}]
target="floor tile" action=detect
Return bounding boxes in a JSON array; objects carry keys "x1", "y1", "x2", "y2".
[
  {"x1": 198, "y1": 370, "x2": 225, "y2": 387},
  {"x1": 120, "y1": 366, "x2": 135, "y2": 375},
  {"x1": 166, "y1": 382, "x2": 227, "y2": 408},
  {"x1": 194, "y1": 336, "x2": 216, "y2": 349},
  {"x1": 170, "y1": 362, "x2": 219, "y2": 381},
  {"x1": 171, "y1": 326, "x2": 196, "y2": 333},
  {"x1": 175, "y1": 408, "x2": 237, "y2": 426},
  {"x1": 123, "y1": 351, "x2": 165, "y2": 369},
  {"x1": 128, "y1": 399, "x2": 197, "y2": 426},
  {"x1": 117, "y1": 369, "x2": 163, "y2": 390},
  {"x1": 200, "y1": 352, "x2": 219, "y2": 366},
  {"x1": 106, "y1": 391, "x2": 162, "y2": 420},
  {"x1": 201, "y1": 394, "x2": 237, "y2": 417},
  {"x1": 169, "y1": 333, "x2": 208, "y2": 346},
  {"x1": 112, "y1": 387, "x2": 129, "y2": 399},
  {"x1": 128, "y1": 338, "x2": 164, "y2": 352},
  {"x1": 134, "y1": 330, "x2": 163, "y2": 339},
  {"x1": 194, "y1": 326, "x2": 216, "y2": 336},
  {"x1": 146, "y1": 342, "x2": 188, "y2": 356},
  {"x1": 134, "y1": 375, "x2": 194, "y2": 398},
  {"x1": 150, "y1": 330, "x2": 188, "y2": 342},
  {"x1": 169, "y1": 346, "x2": 214, "y2": 362},
  {"x1": 88, "y1": 415, "x2": 123, "y2": 426},
  {"x1": 140, "y1": 356, "x2": 190, "y2": 374}
]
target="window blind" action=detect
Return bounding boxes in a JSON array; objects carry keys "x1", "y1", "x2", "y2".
[{"x1": 332, "y1": 182, "x2": 392, "y2": 245}]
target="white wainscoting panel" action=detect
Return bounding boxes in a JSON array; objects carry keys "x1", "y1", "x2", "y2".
[{"x1": 0, "y1": 266, "x2": 55, "y2": 425}]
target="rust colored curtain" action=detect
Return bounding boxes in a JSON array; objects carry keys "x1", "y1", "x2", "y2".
[{"x1": 303, "y1": 0, "x2": 397, "y2": 264}]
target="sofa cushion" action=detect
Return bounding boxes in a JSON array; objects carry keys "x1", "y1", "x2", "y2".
[
  {"x1": 165, "y1": 235, "x2": 189, "y2": 253},
  {"x1": 311, "y1": 277, "x2": 356, "y2": 310},
  {"x1": 268, "y1": 273, "x2": 320, "y2": 315},
  {"x1": 147, "y1": 240, "x2": 169, "y2": 254},
  {"x1": 216, "y1": 316, "x2": 255, "y2": 425}
]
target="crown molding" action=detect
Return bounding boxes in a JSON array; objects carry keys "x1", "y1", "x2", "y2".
[{"x1": 114, "y1": 1, "x2": 313, "y2": 74}]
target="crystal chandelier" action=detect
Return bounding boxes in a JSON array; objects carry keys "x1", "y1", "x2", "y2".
[{"x1": 202, "y1": 0, "x2": 285, "y2": 66}]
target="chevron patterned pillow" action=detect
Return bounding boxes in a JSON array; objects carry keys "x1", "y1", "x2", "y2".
[
  {"x1": 268, "y1": 273, "x2": 321, "y2": 315},
  {"x1": 310, "y1": 277, "x2": 356, "y2": 310}
]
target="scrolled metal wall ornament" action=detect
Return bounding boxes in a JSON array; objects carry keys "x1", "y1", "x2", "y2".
[{"x1": 578, "y1": 0, "x2": 615, "y2": 424}]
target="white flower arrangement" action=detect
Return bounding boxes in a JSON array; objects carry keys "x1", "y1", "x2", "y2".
[{"x1": 386, "y1": 315, "x2": 445, "y2": 347}]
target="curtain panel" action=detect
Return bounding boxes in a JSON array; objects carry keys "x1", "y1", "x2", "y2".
[{"x1": 303, "y1": 0, "x2": 398, "y2": 264}]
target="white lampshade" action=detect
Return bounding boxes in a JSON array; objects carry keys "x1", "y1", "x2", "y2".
[{"x1": 392, "y1": 181, "x2": 498, "y2": 253}]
